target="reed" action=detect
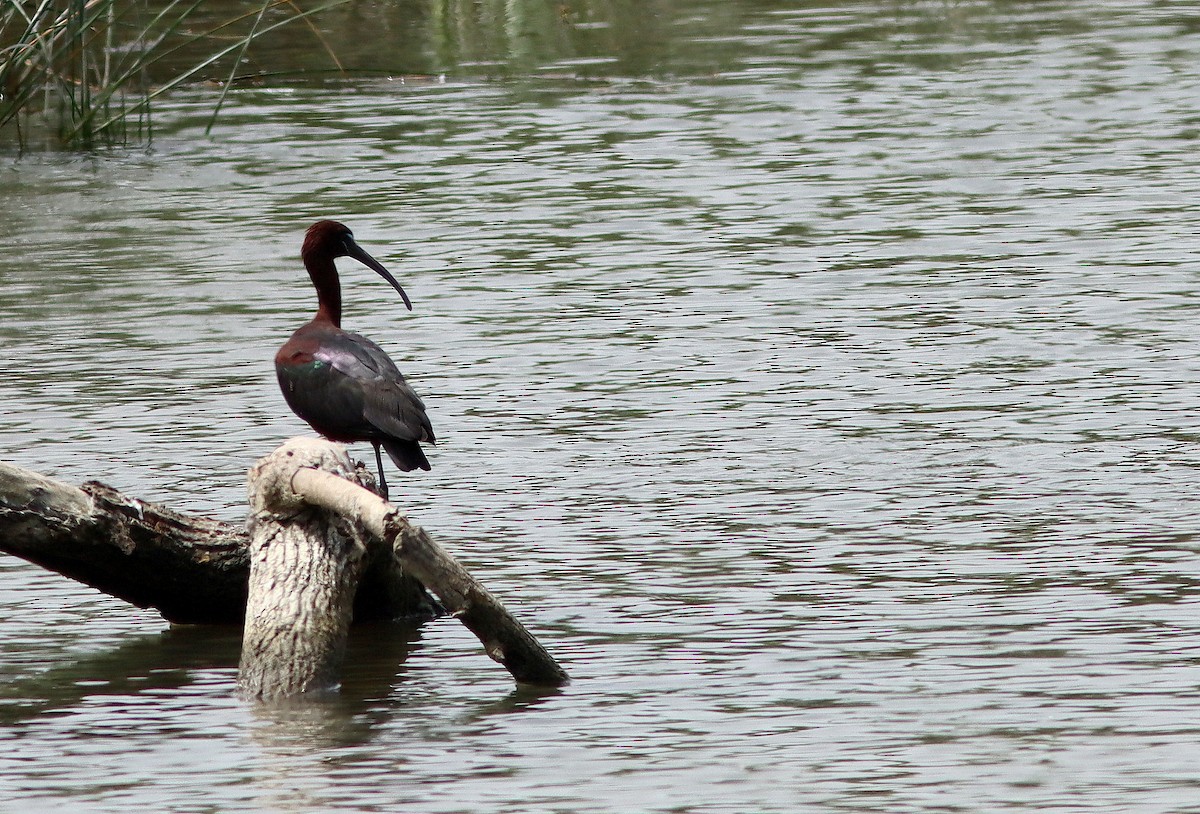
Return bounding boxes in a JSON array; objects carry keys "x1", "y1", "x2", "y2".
[{"x1": 0, "y1": 0, "x2": 346, "y2": 147}]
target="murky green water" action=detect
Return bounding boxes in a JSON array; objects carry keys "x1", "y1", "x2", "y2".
[{"x1": 2, "y1": 1, "x2": 1200, "y2": 810}]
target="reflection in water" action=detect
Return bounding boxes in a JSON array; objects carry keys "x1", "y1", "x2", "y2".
[
  {"x1": 2, "y1": 1, "x2": 1200, "y2": 811},
  {"x1": 146, "y1": 0, "x2": 689, "y2": 84},
  {"x1": 422, "y1": 0, "x2": 681, "y2": 77},
  {"x1": 0, "y1": 625, "x2": 240, "y2": 725}
]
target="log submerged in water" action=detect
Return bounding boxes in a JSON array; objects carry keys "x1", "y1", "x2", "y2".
[
  {"x1": 243, "y1": 439, "x2": 569, "y2": 695},
  {"x1": 0, "y1": 440, "x2": 567, "y2": 698},
  {"x1": 240, "y1": 440, "x2": 374, "y2": 698}
]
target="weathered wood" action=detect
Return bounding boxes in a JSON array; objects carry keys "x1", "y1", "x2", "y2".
[
  {"x1": 1, "y1": 442, "x2": 567, "y2": 695},
  {"x1": 239, "y1": 441, "x2": 372, "y2": 698},
  {"x1": 283, "y1": 444, "x2": 568, "y2": 687},
  {"x1": 0, "y1": 460, "x2": 248, "y2": 624},
  {"x1": 391, "y1": 521, "x2": 569, "y2": 686},
  {"x1": 0, "y1": 459, "x2": 435, "y2": 625}
]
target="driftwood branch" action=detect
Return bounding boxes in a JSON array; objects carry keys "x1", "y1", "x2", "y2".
[
  {"x1": 0, "y1": 459, "x2": 434, "y2": 625},
  {"x1": 294, "y1": 466, "x2": 569, "y2": 685},
  {"x1": 0, "y1": 441, "x2": 567, "y2": 698},
  {"x1": 0, "y1": 460, "x2": 248, "y2": 624},
  {"x1": 392, "y1": 522, "x2": 568, "y2": 686},
  {"x1": 244, "y1": 440, "x2": 568, "y2": 692}
]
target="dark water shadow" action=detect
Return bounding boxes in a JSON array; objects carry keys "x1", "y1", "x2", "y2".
[
  {"x1": 462, "y1": 681, "x2": 565, "y2": 720},
  {"x1": 248, "y1": 622, "x2": 564, "y2": 753},
  {"x1": 245, "y1": 621, "x2": 429, "y2": 749},
  {"x1": 0, "y1": 620, "x2": 434, "y2": 728},
  {"x1": 0, "y1": 624, "x2": 243, "y2": 725}
]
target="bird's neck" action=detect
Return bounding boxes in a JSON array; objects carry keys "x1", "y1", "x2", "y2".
[{"x1": 305, "y1": 255, "x2": 342, "y2": 328}]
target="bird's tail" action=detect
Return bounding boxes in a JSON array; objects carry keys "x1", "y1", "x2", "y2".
[{"x1": 381, "y1": 439, "x2": 431, "y2": 472}]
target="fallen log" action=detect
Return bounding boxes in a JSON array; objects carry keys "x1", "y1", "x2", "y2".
[
  {"x1": 0, "y1": 460, "x2": 250, "y2": 624},
  {"x1": 242, "y1": 439, "x2": 568, "y2": 696},
  {"x1": 240, "y1": 441, "x2": 373, "y2": 698},
  {"x1": 0, "y1": 440, "x2": 568, "y2": 697},
  {"x1": 0, "y1": 459, "x2": 433, "y2": 625}
]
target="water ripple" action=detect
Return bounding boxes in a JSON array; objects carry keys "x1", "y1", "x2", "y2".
[{"x1": 2, "y1": 1, "x2": 1200, "y2": 811}]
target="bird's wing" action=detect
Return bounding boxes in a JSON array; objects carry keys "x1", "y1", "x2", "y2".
[
  {"x1": 312, "y1": 334, "x2": 436, "y2": 444},
  {"x1": 363, "y1": 385, "x2": 436, "y2": 445},
  {"x1": 312, "y1": 332, "x2": 401, "y2": 381}
]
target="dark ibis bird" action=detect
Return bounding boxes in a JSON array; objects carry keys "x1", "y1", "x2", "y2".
[{"x1": 275, "y1": 220, "x2": 434, "y2": 500}]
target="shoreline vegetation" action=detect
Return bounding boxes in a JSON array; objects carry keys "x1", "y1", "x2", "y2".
[
  {"x1": 0, "y1": 0, "x2": 349, "y2": 148},
  {"x1": 0, "y1": 0, "x2": 651, "y2": 150}
]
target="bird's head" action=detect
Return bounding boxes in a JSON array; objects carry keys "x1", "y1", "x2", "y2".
[{"x1": 302, "y1": 220, "x2": 412, "y2": 311}]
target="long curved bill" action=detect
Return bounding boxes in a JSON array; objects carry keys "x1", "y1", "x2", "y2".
[{"x1": 346, "y1": 239, "x2": 413, "y2": 311}]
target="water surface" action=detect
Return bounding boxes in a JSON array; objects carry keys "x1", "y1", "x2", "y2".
[{"x1": 2, "y1": 1, "x2": 1200, "y2": 811}]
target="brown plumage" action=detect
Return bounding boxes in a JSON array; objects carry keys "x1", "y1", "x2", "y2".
[{"x1": 275, "y1": 220, "x2": 434, "y2": 499}]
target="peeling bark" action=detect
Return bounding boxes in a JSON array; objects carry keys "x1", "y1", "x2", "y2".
[{"x1": 0, "y1": 461, "x2": 247, "y2": 624}]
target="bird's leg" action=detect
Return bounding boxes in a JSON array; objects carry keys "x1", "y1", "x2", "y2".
[{"x1": 372, "y1": 442, "x2": 390, "y2": 501}]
